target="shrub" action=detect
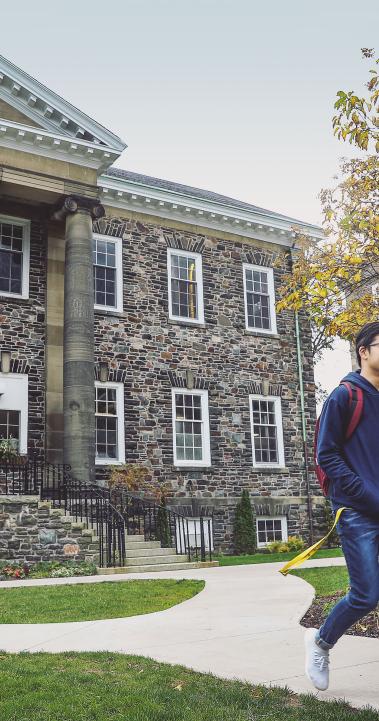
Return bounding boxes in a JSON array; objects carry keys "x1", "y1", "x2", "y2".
[
  {"x1": 156, "y1": 499, "x2": 171, "y2": 548},
  {"x1": 233, "y1": 490, "x2": 256, "y2": 554},
  {"x1": 0, "y1": 560, "x2": 97, "y2": 581},
  {"x1": 267, "y1": 536, "x2": 305, "y2": 553}
]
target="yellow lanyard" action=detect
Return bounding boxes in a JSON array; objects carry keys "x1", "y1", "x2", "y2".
[{"x1": 279, "y1": 507, "x2": 347, "y2": 576}]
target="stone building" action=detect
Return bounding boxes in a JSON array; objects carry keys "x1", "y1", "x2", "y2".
[{"x1": 0, "y1": 54, "x2": 324, "y2": 552}]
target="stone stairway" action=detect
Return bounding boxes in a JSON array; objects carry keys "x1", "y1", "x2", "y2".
[{"x1": 99, "y1": 533, "x2": 219, "y2": 574}]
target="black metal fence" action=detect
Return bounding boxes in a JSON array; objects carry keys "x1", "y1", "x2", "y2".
[
  {"x1": 0, "y1": 459, "x2": 214, "y2": 566},
  {"x1": 110, "y1": 487, "x2": 213, "y2": 563}
]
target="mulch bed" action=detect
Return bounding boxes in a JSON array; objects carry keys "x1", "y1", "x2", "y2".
[{"x1": 301, "y1": 592, "x2": 379, "y2": 639}]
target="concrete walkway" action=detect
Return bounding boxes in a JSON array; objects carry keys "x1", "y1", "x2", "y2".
[{"x1": 1, "y1": 557, "x2": 379, "y2": 712}]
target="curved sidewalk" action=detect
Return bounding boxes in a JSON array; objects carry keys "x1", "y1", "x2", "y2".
[{"x1": 0, "y1": 558, "x2": 378, "y2": 711}]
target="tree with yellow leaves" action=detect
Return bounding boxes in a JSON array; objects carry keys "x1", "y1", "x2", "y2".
[{"x1": 277, "y1": 49, "x2": 379, "y2": 359}]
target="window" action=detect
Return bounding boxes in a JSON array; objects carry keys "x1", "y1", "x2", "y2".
[
  {"x1": 243, "y1": 264, "x2": 277, "y2": 333},
  {"x1": 172, "y1": 389, "x2": 211, "y2": 466},
  {"x1": 0, "y1": 215, "x2": 30, "y2": 299},
  {"x1": 167, "y1": 248, "x2": 204, "y2": 323},
  {"x1": 93, "y1": 234, "x2": 123, "y2": 313},
  {"x1": 256, "y1": 516, "x2": 288, "y2": 548},
  {"x1": 95, "y1": 382, "x2": 125, "y2": 465},
  {"x1": 0, "y1": 410, "x2": 20, "y2": 451},
  {"x1": 249, "y1": 395, "x2": 285, "y2": 467},
  {"x1": 0, "y1": 374, "x2": 28, "y2": 454}
]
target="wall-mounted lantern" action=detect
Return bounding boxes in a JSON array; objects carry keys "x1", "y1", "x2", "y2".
[
  {"x1": 1, "y1": 351, "x2": 11, "y2": 374},
  {"x1": 99, "y1": 361, "x2": 109, "y2": 383}
]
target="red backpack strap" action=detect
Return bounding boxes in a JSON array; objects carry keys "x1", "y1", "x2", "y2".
[{"x1": 340, "y1": 381, "x2": 364, "y2": 439}]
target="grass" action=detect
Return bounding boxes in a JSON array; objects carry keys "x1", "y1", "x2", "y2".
[
  {"x1": 216, "y1": 547, "x2": 343, "y2": 566},
  {"x1": 0, "y1": 579, "x2": 204, "y2": 624},
  {"x1": 0, "y1": 652, "x2": 378, "y2": 721},
  {"x1": 290, "y1": 566, "x2": 349, "y2": 597}
]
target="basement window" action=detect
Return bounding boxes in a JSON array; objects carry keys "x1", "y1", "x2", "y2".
[
  {"x1": 93, "y1": 234, "x2": 123, "y2": 313},
  {"x1": 167, "y1": 248, "x2": 204, "y2": 323},
  {"x1": 0, "y1": 215, "x2": 30, "y2": 300},
  {"x1": 95, "y1": 382, "x2": 125, "y2": 465},
  {"x1": 256, "y1": 516, "x2": 288, "y2": 548}
]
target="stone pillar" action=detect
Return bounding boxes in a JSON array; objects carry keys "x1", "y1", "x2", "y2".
[{"x1": 55, "y1": 196, "x2": 104, "y2": 483}]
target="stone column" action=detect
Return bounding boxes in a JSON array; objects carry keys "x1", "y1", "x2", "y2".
[{"x1": 56, "y1": 196, "x2": 104, "y2": 483}]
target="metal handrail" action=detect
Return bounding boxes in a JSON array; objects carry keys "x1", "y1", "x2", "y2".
[
  {"x1": 0, "y1": 458, "x2": 214, "y2": 566},
  {"x1": 110, "y1": 486, "x2": 213, "y2": 563}
]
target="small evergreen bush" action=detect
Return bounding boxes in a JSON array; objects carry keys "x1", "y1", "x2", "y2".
[{"x1": 233, "y1": 490, "x2": 256, "y2": 554}]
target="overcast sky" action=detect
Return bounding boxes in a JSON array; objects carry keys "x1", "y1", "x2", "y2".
[{"x1": 3, "y1": 0, "x2": 377, "y2": 396}]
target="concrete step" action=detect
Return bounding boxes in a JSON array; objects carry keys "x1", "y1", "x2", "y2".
[
  {"x1": 99, "y1": 560, "x2": 219, "y2": 574},
  {"x1": 125, "y1": 554, "x2": 188, "y2": 566},
  {"x1": 124, "y1": 535, "x2": 146, "y2": 542},
  {"x1": 125, "y1": 547, "x2": 176, "y2": 558},
  {"x1": 125, "y1": 540, "x2": 161, "y2": 549}
]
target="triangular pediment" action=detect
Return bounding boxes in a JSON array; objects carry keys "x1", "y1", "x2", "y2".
[
  {"x1": 0, "y1": 98, "x2": 44, "y2": 129},
  {"x1": 0, "y1": 54, "x2": 126, "y2": 152}
]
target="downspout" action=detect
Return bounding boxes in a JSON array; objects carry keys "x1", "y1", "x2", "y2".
[{"x1": 290, "y1": 247, "x2": 314, "y2": 543}]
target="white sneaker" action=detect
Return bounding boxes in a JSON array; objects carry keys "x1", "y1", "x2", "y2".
[{"x1": 304, "y1": 628, "x2": 330, "y2": 690}]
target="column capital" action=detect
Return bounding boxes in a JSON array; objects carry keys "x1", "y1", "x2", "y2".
[{"x1": 52, "y1": 195, "x2": 105, "y2": 222}]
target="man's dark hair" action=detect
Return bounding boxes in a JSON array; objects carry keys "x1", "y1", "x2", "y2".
[{"x1": 355, "y1": 322, "x2": 379, "y2": 367}]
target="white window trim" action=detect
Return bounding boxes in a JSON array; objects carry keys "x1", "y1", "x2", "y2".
[
  {"x1": 249, "y1": 394, "x2": 285, "y2": 468},
  {"x1": 256, "y1": 515, "x2": 288, "y2": 548},
  {"x1": 95, "y1": 381, "x2": 125, "y2": 466},
  {"x1": 167, "y1": 247, "x2": 205, "y2": 324},
  {"x1": 0, "y1": 214, "x2": 30, "y2": 300},
  {"x1": 243, "y1": 263, "x2": 277, "y2": 334},
  {"x1": 172, "y1": 388, "x2": 211, "y2": 467},
  {"x1": 0, "y1": 373, "x2": 28, "y2": 454},
  {"x1": 93, "y1": 233, "x2": 123, "y2": 313}
]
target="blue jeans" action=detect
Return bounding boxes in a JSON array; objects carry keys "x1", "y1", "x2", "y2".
[{"x1": 317, "y1": 508, "x2": 379, "y2": 649}]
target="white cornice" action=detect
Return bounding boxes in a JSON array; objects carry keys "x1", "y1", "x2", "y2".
[
  {"x1": 0, "y1": 55, "x2": 126, "y2": 153},
  {"x1": 0, "y1": 120, "x2": 119, "y2": 171},
  {"x1": 98, "y1": 174, "x2": 324, "y2": 246}
]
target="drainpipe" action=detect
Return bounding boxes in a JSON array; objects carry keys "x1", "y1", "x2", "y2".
[{"x1": 290, "y1": 247, "x2": 314, "y2": 543}]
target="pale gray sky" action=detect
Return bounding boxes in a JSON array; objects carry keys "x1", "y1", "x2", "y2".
[{"x1": 3, "y1": 0, "x2": 376, "y2": 393}]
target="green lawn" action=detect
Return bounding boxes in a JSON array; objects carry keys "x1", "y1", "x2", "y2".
[
  {"x1": 216, "y1": 547, "x2": 343, "y2": 566},
  {"x1": 0, "y1": 652, "x2": 378, "y2": 721},
  {"x1": 290, "y1": 567, "x2": 349, "y2": 596},
  {"x1": 0, "y1": 579, "x2": 204, "y2": 624}
]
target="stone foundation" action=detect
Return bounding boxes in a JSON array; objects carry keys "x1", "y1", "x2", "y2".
[{"x1": 0, "y1": 496, "x2": 99, "y2": 565}]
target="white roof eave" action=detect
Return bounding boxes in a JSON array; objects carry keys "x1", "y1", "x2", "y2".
[{"x1": 98, "y1": 173, "x2": 324, "y2": 246}]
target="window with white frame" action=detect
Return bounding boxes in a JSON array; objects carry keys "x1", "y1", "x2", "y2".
[
  {"x1": 167, "y1": 248, "x2": 204, "y2": 323},
  {"x1": 95, "y1": 382, "x2": 125, "y2": 464},
  {"x1": 256, "y1": 516, "x2": 288, "y2": 548},
  {"x1": 0, "y1": 374, "x2": 28, "y2": 454},
  {"x1": 249, "y1": 395, "x2": 285, "y2": 467},
  {"x1": 0, "y1": 216, "x2": 30, "y2": 299},
  {"x1": 243, "y1": 264, "x2": 276, "y2": 333},
  {"x1": 172, "y1": 389, "x2": 211, "y2": 466},
  {"x1": 93, "y1": 234, "x2": 123, "y2": 313}
]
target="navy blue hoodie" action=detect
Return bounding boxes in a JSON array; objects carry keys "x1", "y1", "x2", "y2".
[{"x1": 317, "y1": 370, "x2": 379, "y2": 516}]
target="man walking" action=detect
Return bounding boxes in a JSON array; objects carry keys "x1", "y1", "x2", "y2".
[{"x1": 305, "y1": 321, "x2": 379, "y2": 691}]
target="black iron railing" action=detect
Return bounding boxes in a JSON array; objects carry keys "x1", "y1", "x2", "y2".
[
  {"x1": 0, "y1": 459, "x2": 214, "y2": 566},
  {"x1": 0, "y1": 457, "x2": 67, "y2": 495},
  {"x1": 110, "y1": 487, "x2": 214, "y2": 563},
  {"x1": 41, "y1": 474, "x2": 126, "y2": 568}
]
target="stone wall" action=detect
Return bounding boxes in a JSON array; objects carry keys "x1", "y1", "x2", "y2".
[
  {"x1": 93, "y1": 215, "x2": 321, "y2": 548},
  {"x1": 0, "y1": 497, "x2": 99, "y2": 565}
]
